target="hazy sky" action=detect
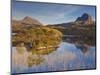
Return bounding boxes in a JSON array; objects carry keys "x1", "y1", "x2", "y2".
[{"x1": 12, "y1": 1, "x2": 96, "y2": 25}]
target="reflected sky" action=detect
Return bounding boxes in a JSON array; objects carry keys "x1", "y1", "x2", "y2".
[{"x1": 12, "y1": 42, "x2": 96, "y2": 74}]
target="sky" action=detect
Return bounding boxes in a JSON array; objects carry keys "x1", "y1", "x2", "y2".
[{"x1": 12, "y1": 1, "x2": 96, "y2": 25}]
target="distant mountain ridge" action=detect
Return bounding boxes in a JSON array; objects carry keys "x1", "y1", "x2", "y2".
[
  {"x1": 12, "y1": 13, "x2": 95, "y2": 29},
  {"x1": 75, "y1": 13, "x2": 94, "y2": 25},
  {"x1": 22, "y1": 16, "x2": 42, "y2": 25},
  {"x1": 12, "y1": 16, "x2": 42, "y2": 27},
  {"x1": 48, "y1": 13, "x2": 95, "y2": 28}
]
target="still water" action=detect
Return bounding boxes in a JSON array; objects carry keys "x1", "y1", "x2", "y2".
[{"x1": 12, "y1": 41, "x2": 96, "y2": 74}]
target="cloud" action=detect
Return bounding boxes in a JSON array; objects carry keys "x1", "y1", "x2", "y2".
[
  {"x1": 41, "y1": 5, "x2": 81, "y2": 18},
  {"x1": 12, "y1": 1, "x2": 82, "y2": 24},
  {"x1": 44, "y1": 51, "x2": 76, "y2": 66}
]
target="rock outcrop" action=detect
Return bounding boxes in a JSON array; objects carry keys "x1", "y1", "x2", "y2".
[{"x1": 75, "y1": 13, "x2": 94, "y2": 25}]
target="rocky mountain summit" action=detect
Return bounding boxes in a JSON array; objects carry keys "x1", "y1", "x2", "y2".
[
  {"x1": 22, "y1": 16, "x2": 42, "y2": 25},
  {"x1": 47, "y1": 13, "x2": 95, "y2": 28},
  {"x1": 75, "y1": 13, "x2": 94, "y2": 25}
]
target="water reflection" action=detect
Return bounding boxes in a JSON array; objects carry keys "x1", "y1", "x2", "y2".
[
  {"x1": 12, "y1": 36, "x2": 96, "y2": 74},
  {"x1": 63, "y1": 35, "x2": 95, "y2": 54},
  {"x1": 75, "y1": 43, "x2": 89, "y2": 54}
]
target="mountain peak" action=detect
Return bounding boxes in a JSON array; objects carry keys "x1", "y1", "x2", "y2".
[
  {"x1": 23, "y1": 16, "x2": 33, "y2": 20},
  {"x1": 81, "y1": 13, "x2": 92, "y2": 20},
  {"x1": 82, "y1": 13, "x2": 90, "y2": 16},
  {"x1": 75, "y1": 13, "x2": 94, "y2": 25},
  {"x1": 22, "y1": 16, "x2": 42, "y2": 25}
]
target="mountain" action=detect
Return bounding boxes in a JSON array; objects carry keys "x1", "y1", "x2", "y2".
[
  {"x1": 75, "y1": 13, "x2": 94, "y2": 25},
  {"x1": 22, "y1": 16, "x2": 42, "y2": 25},
  {"x1": 12, "y1": 17, "x2": 43, "y2": 32},
  {"x1": 47, "y1": 22, "x2": 75, "y2": 29},
  {"x1": 12, "y1": 16, "x2": 42, "y2": 26},
  {"x1": 48, "y1": 13, "x2": 95, "y2": 28},
  {"x1": 12, "y1": 20, "x2": 22, "y2": 26}
]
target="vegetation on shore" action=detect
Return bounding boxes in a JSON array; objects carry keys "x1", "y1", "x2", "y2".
[{"x1": 12, "y1": 27, "x2": 62, "y2": 54}]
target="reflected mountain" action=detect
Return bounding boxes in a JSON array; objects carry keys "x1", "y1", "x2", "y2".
[
  {"x1": 62, "y1": 35, "x2": 95, "y2": 54},
  {"x1": 75, "y1": 43, "x2": 89, "y2": 53},
  {"x1": 12, "y1": 46, "x2": 45, "y2": 67}
]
